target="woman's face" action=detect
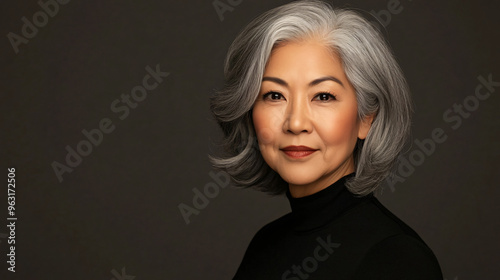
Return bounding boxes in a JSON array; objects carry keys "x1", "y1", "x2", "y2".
[{"x1": 252, "y1": 39, "x2": 372, "y2": 198}]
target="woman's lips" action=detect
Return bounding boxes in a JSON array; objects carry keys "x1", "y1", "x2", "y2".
[{"x1": 281, "y1": 146, "x2": 317, "y2": 159}]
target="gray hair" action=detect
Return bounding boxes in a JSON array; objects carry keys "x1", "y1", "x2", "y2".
[{"x1": 210, "y1": 0, "x2": 412, "y2": 196}]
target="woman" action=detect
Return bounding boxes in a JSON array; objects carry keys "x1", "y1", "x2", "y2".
[{"x1": 210, "y1": 1, "x2": 442, "y2": 279}]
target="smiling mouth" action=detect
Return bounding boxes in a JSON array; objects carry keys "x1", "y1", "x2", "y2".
[{"x1": 280, "y1": 146, "x2": 318, "y2": 159}]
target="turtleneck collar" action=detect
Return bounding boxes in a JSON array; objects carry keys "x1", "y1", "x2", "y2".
[{"x1": 285, "y1": 173, "x2": 372, "y2": 232}]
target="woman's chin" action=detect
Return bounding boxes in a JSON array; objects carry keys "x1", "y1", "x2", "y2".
[{"x1": 279, "y1": 172, "x2": 321, "y2": 188}]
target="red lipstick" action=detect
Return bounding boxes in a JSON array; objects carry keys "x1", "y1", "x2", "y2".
[{"x1": 281, "y1": 145, "x2": 317, "y2": 159}]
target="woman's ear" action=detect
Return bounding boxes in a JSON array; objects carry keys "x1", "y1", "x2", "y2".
[{"x1": 357, "y1": 113, "x2": 375, "y2": 140}]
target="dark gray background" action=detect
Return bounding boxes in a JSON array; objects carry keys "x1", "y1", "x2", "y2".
[{"x1": 0, "y1": 0, "x2": 499, "y2": 279}]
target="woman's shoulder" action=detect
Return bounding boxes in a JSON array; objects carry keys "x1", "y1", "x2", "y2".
[
  {"x1": 337, "y1": 196, "x2": 427, "y2": 242},
  {"x1": 352, "y1": 233, "x2": 443, "y2": 279},
  {"x1": 338, "y1": 196, "x2": 443, "y2": 279}
]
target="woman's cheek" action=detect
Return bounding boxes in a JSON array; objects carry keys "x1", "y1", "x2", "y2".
[
  {"x1": 319, "y1": 109, "x2": 359, "y2": 145},
  {"x1": 256, "y1": 125, "x2": 274, "y2": 145},
  {"x1": 253, "y1": 105, "x2": 282, "y2": 170},
  {"x1": 253, "y1": 106, "x2": 281, "y2": 145}
]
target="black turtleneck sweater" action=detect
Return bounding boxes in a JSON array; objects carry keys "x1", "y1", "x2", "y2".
[{"x1": 233, "y1": 173, "x2": 442, "y2": 279}]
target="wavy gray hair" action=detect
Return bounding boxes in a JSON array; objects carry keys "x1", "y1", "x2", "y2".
[{"x1": 210, "y1": 0, "x2": 412, "y2": 196}]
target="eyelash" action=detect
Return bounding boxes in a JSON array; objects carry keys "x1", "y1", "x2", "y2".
[
  {"x1": 263, "y1": 91, "x2": 284, "y2": 100},
  {"x1": 314, "y1": 92, "x2": 337, "y2": 101},
  {"x1": 263, "y1": 91, "x2": 337, "y2": 101}
]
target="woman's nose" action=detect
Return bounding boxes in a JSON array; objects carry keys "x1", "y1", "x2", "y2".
[{"x1": 283, "y1": 99, "x2": 313, "y2": 134}]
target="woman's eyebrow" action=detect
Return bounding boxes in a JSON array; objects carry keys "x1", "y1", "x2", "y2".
[
  {"x1": 262, "y1": 76, "x2": 344, "y2": 88},
  {"x1": 309, "y1": 76, "x2": 344, "y2": 88}
]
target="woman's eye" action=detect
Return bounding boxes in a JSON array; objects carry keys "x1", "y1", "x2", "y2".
[
  {"x1": 263, "y1": 91, "x2": 284, "y2": 101},
  {"x1": 314, "y1": 92, "x2": 336, "y2": 101}
]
